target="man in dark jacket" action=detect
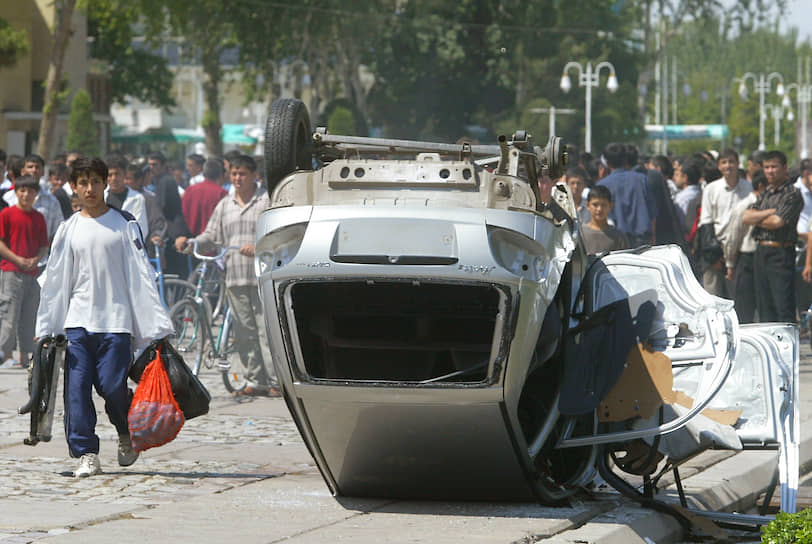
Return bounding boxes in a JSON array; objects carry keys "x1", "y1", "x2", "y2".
[
  {"x1": 627, "y1": 145, "x2": 683, "y2": 246},
  {"x1": 596, "y1": 143, "x2": 656, "y2": 247},
  {"x1": 148, "y1": 152, "x2": 190, "y2": 275}
]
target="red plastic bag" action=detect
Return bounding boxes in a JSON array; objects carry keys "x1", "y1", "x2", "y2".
[{"x1": 127, "y1": 346, "x2": 185, "y2": 452}]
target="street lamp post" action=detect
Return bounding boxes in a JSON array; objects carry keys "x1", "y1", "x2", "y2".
[
  {"x1": 560, "y1": 61, "x2": 619, "y2": 153},
  {"x1": 736, "y1": 72, "x2": 786, "y2": 151},
  {"x1": 529, "y1": 106, "x2": 576, "y2": 138},
  {"x1": 783, "y1": 83, "x2": 812, "y2": 159},
  {"x1": 763, "y1": 103, "x2": 792, "y2": 147}
]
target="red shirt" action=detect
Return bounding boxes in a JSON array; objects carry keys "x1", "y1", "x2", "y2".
[
  {"x1": 0, "y1": 205, "x2": 49, "y2": 275},
  {"x1": 182, "y1": 180, "x2": 227, "y2": 236}
]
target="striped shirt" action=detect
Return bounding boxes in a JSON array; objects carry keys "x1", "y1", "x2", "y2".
[{"x1": 194, "y1": 187, "x2": 270, "y2": 287}]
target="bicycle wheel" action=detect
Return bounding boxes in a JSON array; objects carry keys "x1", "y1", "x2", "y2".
[
  {"x1": 169, "y1": 298, "x2": 207, "y2": 358},
  {"x1": 220, "y1": 315, "x2": 247, "y2": 393},
  {"x1": 163, "y1": 278, "x2": 197, "y2": 309}
]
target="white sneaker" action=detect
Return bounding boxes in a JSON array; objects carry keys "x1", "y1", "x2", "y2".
[
  {"x1": 1, "y1": 358, "x2": 18, "y2": 369},
  {"x1": 74, "y1": 453, "x2": 101, "y2": 478},
  {"x1": 117, "y1": 434, "x2": 139, "y2": 467}
]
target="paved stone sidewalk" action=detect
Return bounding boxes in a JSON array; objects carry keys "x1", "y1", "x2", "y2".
[{"x1": 0, "y1": 365, "x2": 313, "y2": 515}]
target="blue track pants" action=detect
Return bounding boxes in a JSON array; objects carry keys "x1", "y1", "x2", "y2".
[{"x1": 63, "y1": 328, "x2": 132, "y2": 458}]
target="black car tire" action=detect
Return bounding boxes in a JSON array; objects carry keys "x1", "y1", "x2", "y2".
[{"x1": 264, "y1": 98, "x2": 312, "y2": 194}]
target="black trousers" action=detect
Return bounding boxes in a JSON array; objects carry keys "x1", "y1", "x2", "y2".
[
  {"x1": 734, "y1": 252, "x2": 756, "y2": 324},
  {"x1": 754, "y1": 245, "x2": 796, "y2": 323}
]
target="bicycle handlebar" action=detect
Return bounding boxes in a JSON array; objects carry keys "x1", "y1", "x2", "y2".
[{"x1": 187, "y1": 239, "x2": 241, "y2": 261}]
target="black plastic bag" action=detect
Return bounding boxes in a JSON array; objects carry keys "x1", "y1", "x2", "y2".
[{"x1": 130, "y1": 338, "x2": 210, "y2": 420}]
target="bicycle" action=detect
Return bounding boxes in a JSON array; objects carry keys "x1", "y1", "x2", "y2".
[
  {"x1": 149, "y1": 240, "x2": 197, "y2": 309},
  {"x1": 187, "y1": 255, "x2": 227, "y2": 320},
  {"x1": 168, "y1": 241, "x2": 247, "y2": 393}
]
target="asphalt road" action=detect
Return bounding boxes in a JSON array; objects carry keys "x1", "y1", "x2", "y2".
[{"x1": 0, "y1": 339, "x2": 809, "y2": 544}]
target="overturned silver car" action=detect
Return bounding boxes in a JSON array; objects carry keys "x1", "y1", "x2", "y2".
[{"x1": 255, "y1": 99, "x2": 799, "y2": 521}]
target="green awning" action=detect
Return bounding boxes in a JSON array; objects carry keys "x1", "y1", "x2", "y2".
[
  {"x1": 222, "y1": 124, "x2": 257, "y2": 144},
  {"x1": 645, "y1": 124, "x2": 729, "y2": 140},
  {"x1": 112, "y1": 125, "x2": 258, "y2": 145}
]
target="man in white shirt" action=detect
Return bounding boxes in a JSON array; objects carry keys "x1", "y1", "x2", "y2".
[
  {"x1": 726, "y1": 171, "x2": 766, "y2": 323},
  {"x1": 104, "y1": 154, "x2": 149, "y2": 237},
  {"x1": 698, "y1": 149, "x2": 752, "y2": 297},
  {"x1": 35, "y1": 157, "x2": 173, "y2": 478}
]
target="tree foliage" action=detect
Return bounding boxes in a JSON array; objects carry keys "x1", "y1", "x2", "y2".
[
  {"x1": 85, "y1": 0, "x2": 175, "y2": 107},
  {"x1": 660, "y1": 16, "x2": 807, "y2": 158},
  {"x1": 0, "y1": 16, "x2": 29, "y2": 69},
  {"x1": 84, "y1": 0, "x2": 807, "y2": 158},
  {"x1": 761, "y1": 509, "x2": 812, "y2": 544},
  {"x1": 66, "y1": 89, "x2": 99, "y2": 156},
  {"x1": 328, "y1": 106, "x2": 356, "y2": 136}
]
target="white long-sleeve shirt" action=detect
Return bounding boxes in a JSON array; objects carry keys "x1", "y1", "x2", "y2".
[
  {"x1": 699, "y1": 177, "x2": 752, "y2": 255},
  {"x1": 725, "y1": 192, "x2": 758, "y2": 268},
  {"x1": 36, "y1": 208, "x2": 173, "y2": 352},
  {"x1": 104, "y1": 187, "x2": 149, "y2": 237}
]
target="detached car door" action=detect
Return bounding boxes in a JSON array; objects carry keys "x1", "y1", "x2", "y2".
[{"x1": 559, "y1": 245, "x2": 799, "y2": 512}]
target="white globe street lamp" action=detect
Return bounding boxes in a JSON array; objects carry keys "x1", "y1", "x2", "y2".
[
  {"x1": 783, "y1": 82, "x2": 812, "y2": 159},
  {"x1": 735, "y1": 71, "x2": 786, "y2": 151},
  {"x1": 560, "y1": 61, "x2": 618, "y2": 153},
  {"x1": 764, "y1": 103, "x2": 793, "y2": 146}
]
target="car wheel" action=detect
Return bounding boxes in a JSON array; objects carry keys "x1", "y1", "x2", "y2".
[{"x1": 264, "y1": 98, "x2": 312, "y2": 194}]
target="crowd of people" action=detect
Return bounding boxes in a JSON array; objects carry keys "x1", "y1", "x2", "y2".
[{"x1": 542, "y1": 143, "x2": 811, "y2": 326}]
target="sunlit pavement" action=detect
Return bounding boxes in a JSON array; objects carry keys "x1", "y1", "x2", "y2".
[{"x1": 0, "y1": 342, "x2": 809, "y2": 543}]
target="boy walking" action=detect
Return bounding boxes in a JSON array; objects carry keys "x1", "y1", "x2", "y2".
[
  {"x1": 36, "y1": 158, "x2": 174, "y2": 477},
  {"x1": 581, "y1": 185, "x2": 629, "y2": 255},
  {"x1": 0, "y1": 175, "x2": 49, "y2": 367}
]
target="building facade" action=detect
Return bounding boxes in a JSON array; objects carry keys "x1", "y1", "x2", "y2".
[{"x1": 0, "y1": 1, "x2": 111, "y2": 158}]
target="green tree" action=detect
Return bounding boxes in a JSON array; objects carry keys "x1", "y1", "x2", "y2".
[
  {"x1": 66, "y1": 89, "x2": 99, "y2": 156},
  {"x1": 85, "y1": 0, "x2": 175, "y2": 107},
  {"x1": 662, "y1": 18, "x2": 804, "y2": 158},
  {"x1": 0, "y1": 17, "x2": 29, "y2": 69},
  {"x1": 328, "y1": 106, "x2": 356, "y2": 136},
  {"x1": 138, "y1": 0, "x2": 240, "y2": 157}
]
